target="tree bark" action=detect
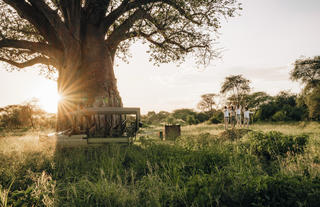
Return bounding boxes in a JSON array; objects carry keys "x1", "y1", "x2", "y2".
[{"x1": 56, "y1": 27, "x2": 123, "y2": 137}]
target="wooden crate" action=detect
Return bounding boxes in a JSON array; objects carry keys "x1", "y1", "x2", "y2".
[{"x1": 165, "y1": 125, "x2": 181, "y2": 141}]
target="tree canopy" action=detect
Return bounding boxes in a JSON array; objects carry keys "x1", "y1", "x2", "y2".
[
  {"x1": 243, "y1": 91, "x2": 272, "y2": 110},
  {"x1": 0, "y1": 0, "x2": 241, "y2": 77},
  {"x1": 197, "y1": 93, "x2": 216, "y2": 113},
  {"x1": 291, "y1": 56, "x2": 320, "y2": 89},
  {"x1": 291, "y1": 56, "x2": 320, "y2": 120},
  {"x1": 220, "y1": 74, "x2": 251, "y2": 106}
]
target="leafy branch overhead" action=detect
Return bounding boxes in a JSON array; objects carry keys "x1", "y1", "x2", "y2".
[{"x1": 0, "y1": 0, "x2": 241, "y2": 76}]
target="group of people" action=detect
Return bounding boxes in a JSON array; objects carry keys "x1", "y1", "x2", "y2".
[{"x1": 223, "y1": 105, "x2": 253, "y2": 130}]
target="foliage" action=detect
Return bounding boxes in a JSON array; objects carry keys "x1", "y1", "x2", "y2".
[
  {"x1": 195, "y1": 112, "x2": 210, "y2": 123},
  {"x1": 0, "y1": 100, "x2": 56, "y2": 130},
  {"x1": 0, "y1": 0, "x2": 241, "y2": 76},
  {"x1": 220, "y1": 74, "x2": 251, "y2": 106},
  {"x1": 172, "y1": 108, "x2": 197, "y2": 121},
  {"x1": 291, "y1": 56, "x2": 320, "y2": 90},
  {"x1": 186, "y1": 114, "x2": 198, "y2": 125},
  {"x1": 243, "y1": 91, "x2": 272, "y2": 110},
  {"x1": 272, "y1": 110, "x2": 286, "y2": 121},
  {"x1": 248, "y1": 131, "x2": 309, "y2": 160},
  {"x1": 291, "y1": 56, "x2": 320, "y2": 120},
  {"x1": 142, "y1": 111, "x2": 170, "y2": 125},
  {"x1": 142, "y1": 109, "x2": 211, "y2": 126},
  {"x1": 218, "y1": 128, "x2": 252, "y2": 141},
  {"x1": 304, "y1": 86, "x2": 320, "y2": 120},
  {"x1": 254, "y1": 91, "x2": 307, "y2": 121},
  {"x1": 197, "y1": 93, "x2": 216, "y2": 113},
  {"x1": 209, "y1": 110, "x2": 224, "y2": 124}
]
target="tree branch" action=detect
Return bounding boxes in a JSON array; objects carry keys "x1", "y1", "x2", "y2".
[
  {"x1": 102, "y1": 0, "x2": 162, "y2": 33},
  {"x1": 106, "y1": 9, "x2": 146, "y2": 48},
  {"x1": 0, "y1": 56, "x2": 54, "y2": 68},
  {"x1": 0, "y1": 39, "x2": 62, "y2": 59},
  {"x1": 28, "y1": 0, "x2": 74, "y2": 47},
  {"x1": 3, "y1": 0, "x2": 62, "y2": 47},
  {"x1": 162, "y1": 0, "x2": 201, "y2": 25}
]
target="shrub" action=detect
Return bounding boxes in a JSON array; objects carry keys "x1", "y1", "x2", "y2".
[
  {"x1": 272, "y1": 110, "x2": 286, "y2": 121},
  {"x1": 248, "y1": 131, "x2": 309, "y2": 160},
  {"x1": 209, "y1": 111, "x2": 223, "y2": 124},
  {"x1": 209, "y1": 116, "x2": 220, "y2": 124},
  {"x1": 186, "y1": 115, "x2": 198, "y2": 125},
  {"x1": 218, "y1": 129, "x2": 252, "y2": 141},
  {"x1": 196, "y1": 112, "x2": 210, "y2": 123}
]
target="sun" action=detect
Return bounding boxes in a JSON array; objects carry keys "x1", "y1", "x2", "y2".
[
  {"x1": 34, "y1": 82, "x2": 60, "y2": 113},
  {"x1": 39, "y1": 91, "x2": 61, "y2": 113}
]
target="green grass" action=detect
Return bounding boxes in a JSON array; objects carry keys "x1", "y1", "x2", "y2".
[{"x1": 1, "y1": 122, "x2": 320, "y2": 206}]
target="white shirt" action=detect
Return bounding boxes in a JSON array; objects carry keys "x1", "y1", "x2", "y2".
[
  {"x1": 224, "y1": 109, "x2": 229, "y2": 118},
  {"x1": 244, "y1": 110, "x2": 251, "y2": 118},
  {"x1": 236, "y1": 108, "x2": 241, "y2": 115}
]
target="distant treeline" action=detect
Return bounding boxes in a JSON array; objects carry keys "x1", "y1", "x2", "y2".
[
  {"x1": 142, "y1": 90, "x2": 318, "y2": 126},
  {"x1": 0, "y1": 99, "x2": 56, "y2": 130}
]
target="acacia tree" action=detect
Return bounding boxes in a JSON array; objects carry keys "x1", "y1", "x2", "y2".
[
  {"x1": 197, "y1": 93, "x2": 216, "y2": 114},
  {"x1": 0, "y1": 0, "x2": 240, "y2": 132},
  {"x1": 291, "y1": 56, "x2": 320, "y2": 89},
  {"x1": 243, "y1": 92, "x2": 272, "y2": 110},
  {"x1": 291, "y1": 56, "x2": 320, "y2": 120},
  {"x1": 220, "y1": 74, "x2": 251, "y2": 106}
]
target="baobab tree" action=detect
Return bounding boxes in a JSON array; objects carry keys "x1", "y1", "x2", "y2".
[{"x1": 0, "y1": 0, "x2": 241, "y2": 133}]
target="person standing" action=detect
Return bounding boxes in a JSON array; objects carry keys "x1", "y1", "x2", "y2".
[
  {"x1": 244, "y1": 107, "x2": 254, "y2": 128},
  {"x1": 236, "y1": 105, "x2": 242, "y2": 127},
  {"x1": 223, "y1": 106, "x2": 229, "y2": 130},
  {"x1": 230, "y1": 106, "x2": 236, "y2": 128}
]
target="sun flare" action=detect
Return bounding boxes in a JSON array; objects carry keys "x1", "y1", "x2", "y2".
[{"x1": 34, "y1": 83, "x2": 60, "y2": 113}]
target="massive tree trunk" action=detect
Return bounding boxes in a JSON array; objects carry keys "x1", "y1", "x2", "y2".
[{"x1": 56, "y1": 26, "x2": 122, "y2": 137}]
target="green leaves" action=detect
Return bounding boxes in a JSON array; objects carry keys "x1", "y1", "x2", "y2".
[
  {"x1": 291, "y1": 56, "x2": 320, "y2": 88},
  {"x1": 248, "y1": 131, "x2": 309, "y2": 160},
  {"x1": 220, "y1": 74, "x2": 251, "y2": 106}
]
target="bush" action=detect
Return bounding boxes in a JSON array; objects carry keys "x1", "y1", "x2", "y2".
[
  {"x1": 209, "y1": 111, "x2": 223, "y2": 124},
  {"x1": 218, "y1": 129, "x2": 252, "y2": 141},
  {"x1": 272, "y1": 110, "x2": 286, "y2": 121},
  {"x1": 186, "y1": 115, "x2": 198, "y2": 125},
  {"x1": 196, "y1": 112, "x2": 210, "y2": 123},
  {"x1": 248, "y1": 131, "x2": 309, "y2": 160}
]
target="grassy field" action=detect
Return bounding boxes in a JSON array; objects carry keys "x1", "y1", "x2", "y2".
[{"x1": 1, "y1": 122, "x2": 320, "y2": 206}]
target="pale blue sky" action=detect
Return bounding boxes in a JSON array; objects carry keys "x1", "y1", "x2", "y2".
[{"x1": 0, "y1": 0, "x2": 320, "y2": 113}]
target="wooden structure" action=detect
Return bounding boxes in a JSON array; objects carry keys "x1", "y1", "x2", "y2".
[
  {"x1": 165, "y1": 125, "x2": 181, "y2": 141},
  {"x1": 40, "y1": 107, "x2": 140, "y2": 146}
]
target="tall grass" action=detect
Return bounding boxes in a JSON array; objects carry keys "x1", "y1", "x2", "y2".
[{"x1": 0, "y1": 122, "x2": 320, "y2": 206}]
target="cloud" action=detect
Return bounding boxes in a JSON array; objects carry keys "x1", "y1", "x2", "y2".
[{"x1": 225, "y1": 65, "x2": 291, "y2": 82}]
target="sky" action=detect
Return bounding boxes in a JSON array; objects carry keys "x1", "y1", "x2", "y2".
[{"x1": 0, "y1": 0, "x2": 320, "y2": 114}]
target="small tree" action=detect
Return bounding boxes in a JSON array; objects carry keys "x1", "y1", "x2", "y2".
[
  {"x1": 243, "y1": 92, "x2": 272, "y2": 110},
  {"x1": 197, "y1": 93, "x2": 216, "y2": 114},
  {"x1": 21, "y1": 98, "x2": 44, "y2": 129},
  {"x1": 304, "y1": 86, "x2": 320, "y2": 120},
  {"x1": 291, "y1": 56, "x2": 320, "y2": 120},
  {"x1": 291, "y1": 56, "x2": 320, "y2": 90},
  {"x1": 186, "y1": 114, "x2": 197, "y2": 125},
  {"x1": 220, "y1": 75, "x2": 251, "y2": 106}
]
